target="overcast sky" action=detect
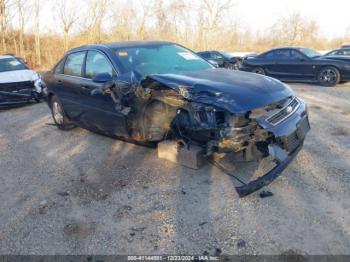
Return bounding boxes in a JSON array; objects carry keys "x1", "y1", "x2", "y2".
[
  {"x1": 31, "y1": 0, "x2": 350, "y2": 38},
  {"x1": 235, "y1": 0, "x2": 349, "y2": 38}
]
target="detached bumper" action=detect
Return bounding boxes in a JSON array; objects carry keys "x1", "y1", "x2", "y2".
[
  {"x1": 0, "y1": 91, "x2": 39, "y2": 109},
  {"x1": 235, "y1": 141, "x2": 303, "y2": 197},
  {"x1": 235, "y1": 99, "x2": 310, "y2": 197}
]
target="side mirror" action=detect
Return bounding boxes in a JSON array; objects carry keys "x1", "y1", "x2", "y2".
[
  {"x1": 91, "y1": 73, "x2": 114, "y2": 95},
  {"x1": 92, "y1": 73, "x2": 113, "y2": 83}
]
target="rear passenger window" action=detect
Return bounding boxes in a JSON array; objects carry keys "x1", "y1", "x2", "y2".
[
  {"x1": 63, "y1": 52, "x2": 85, "y2": 77},
  {"x1": 85, "y1": 51, "x2": 113, "y2": 79},
  {"x1": 264, "y1": 51, "x2": 275, "y2": 58},
  {"x1": 274, "y1": 50, "x2": 291, "y2": 59}
]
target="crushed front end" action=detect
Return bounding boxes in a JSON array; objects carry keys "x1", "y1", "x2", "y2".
[
  {"x1": 173, "y1": 95, "x2": 310, "y2": 197},
  {"x1": 0, "y1": 80, "x2": 44, "y2": 108}
]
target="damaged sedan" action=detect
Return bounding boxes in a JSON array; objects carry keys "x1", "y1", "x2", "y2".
[
  {"x1": 43, "y1": 41, "x2": 310, "y2": 197},
  {"x1": 0, "y1": 54, "x2": 44, "y2": 108}
]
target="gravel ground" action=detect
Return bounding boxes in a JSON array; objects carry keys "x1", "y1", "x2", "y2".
[{"x1": 0, "y1": 83, "x2": 349, "y2": 255}]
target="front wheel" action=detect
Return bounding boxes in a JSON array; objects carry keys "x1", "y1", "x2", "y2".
[
  {"x1": 50, "y1": 96, "x2": 75, "y2": 130},
  {"x1": 252, "y1": 67, "x2": 265, "y2": 75},
  {"x1": 317, "y1": 67, "x2": 340, "y2": 87}
]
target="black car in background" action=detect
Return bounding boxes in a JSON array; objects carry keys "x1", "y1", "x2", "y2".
[
  {"x1": 197, "y1": 50, "x2": 241, "y2": 69},
  {"x1": 325, "y1": 48, "x2": 350, "y2": 57},
  {"x1": 239, "y1": 47, "x2": 350, "y2": 86},
  {"x1": 43, "y1": 41, "x2": 310, "y2": 196}
]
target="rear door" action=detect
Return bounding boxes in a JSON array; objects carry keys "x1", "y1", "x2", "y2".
[
  {"x1": 268, "y1": 49, "x2": 295, "y2": 78},
  {"x1": 53, "y1": 51, "x2": 87, "y2": 120},
  {"x1": 269, "y1": 49, "x2": 315, "y2": 80},
  {"x1": 284, "y1": 49, "x2": 315, "y2": 80},
  {"x1": 78, "y1": 50, "x2": 129, "y2": 136},
  {"x1": 256, "y1": 51, "x2": 276, "y2": 75}
]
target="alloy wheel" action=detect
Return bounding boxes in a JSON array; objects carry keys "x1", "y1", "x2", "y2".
[
  {"x1": 320, "y1": 69, "x2": 336, "y2": 85},
  {"x1": 52, "y1": 101, "x2": 64, "y2": 125},
  {"x1": 253, "y1": 67, "x2": 265, "y2": 75}
]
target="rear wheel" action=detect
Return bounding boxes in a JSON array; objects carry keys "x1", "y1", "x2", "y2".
[
  {"x1": 50, "y1": 96, "x2": 75, "y2": 130},
  {"x1": 317, "y1": 66, "x2": 340, "y2": 87},
  {"x1": 252, "y1": 67, "x2": 265, "y2": 75}
]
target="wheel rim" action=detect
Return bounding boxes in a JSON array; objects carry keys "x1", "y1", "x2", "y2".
[
  {"x1": 253, "y1": 68, "x2": 264, "y2": 75},
  {"x1": 52, "y1": 101, "x2": 64, "y2": 125},
  {"x1": 320, "y1": 69, "x2": 336, "y2": 84}
]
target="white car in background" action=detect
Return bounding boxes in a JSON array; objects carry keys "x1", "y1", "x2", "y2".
[{"x1": 0, "y1": 54, "x2": 44, "y2": 108}]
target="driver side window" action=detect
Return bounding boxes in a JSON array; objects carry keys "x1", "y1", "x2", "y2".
[
  {"x1": 85, "y1": 51, "x2": 114, "y2": 79},
  {"x1": 290, "y1": 50, "x2": 305, "y2": 59}
]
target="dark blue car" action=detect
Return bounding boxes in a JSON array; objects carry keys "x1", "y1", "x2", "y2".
[
  {"x1": 43, "y1": 41, "x2": 310, "y2": 196},
  {"x1": 239, "y1": 47, "x2": 350, "y2": 86},
  {"x1": 197, "y1": 50, "x2": 241, "y2": 69}
]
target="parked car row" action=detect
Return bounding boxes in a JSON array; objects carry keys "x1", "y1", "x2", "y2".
[
  {"x1": 199, "y1": 46, "x2": 350, "y2": 87},
  {"x1": 196, "y1": 50, "x2": 243, "y2": 69}
]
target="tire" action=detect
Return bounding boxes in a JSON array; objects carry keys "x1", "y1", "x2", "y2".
[
  {"x1": 50, "y1": 95, "x2": 75, "y2": 130},
  {"x1": 252, "y1": 67, "x2": 265, "y2": 75},
  {"x1": 317, "y1": 66, "x2": 340, "y2": 87}
]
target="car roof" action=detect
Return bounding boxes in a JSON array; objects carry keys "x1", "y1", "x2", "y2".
[
  {"x1": 198, "y1": 50, "x2": 214, "y2": 52},
  {"x1": 0, "y1": 55, "x2": 16, "y2": 60},
  {"x1": 268, "y1": 47, "x2": 307, "y2": 52},
  {"x1": 69, "y1": 41, "x2": 175, "y2": 53}
]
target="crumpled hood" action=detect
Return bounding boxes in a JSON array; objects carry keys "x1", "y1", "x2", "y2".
[
  {"x1": 0, "y1": 69, "x2": 39, "y2": 84},
  {"x1": 149, "y1": 68, "x2": 294, "y2": 114}
]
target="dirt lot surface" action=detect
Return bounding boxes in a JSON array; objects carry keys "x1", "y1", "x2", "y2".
[{"x1": 0, "y1": 83, "x2": 349, "y2": 255}]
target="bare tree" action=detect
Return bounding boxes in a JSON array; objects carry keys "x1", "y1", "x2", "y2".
[
  {"x1": 0, "y1": 0, "x2": 12, "y2": 53},
  {"x1": 85, "y1": 0, "x2": 110, "y2": 44},
  {"x1": 15, "y1": 0, "x2": 27, "y2": 58},
  {"x1": 32, "y1": 0, "x2": 41, "y2": 66},
  {"x1": 55, "y1": 0, "x2": 78, "y2": 52},
  {"x1": 269, "y1": 12, "x2": 319, "y2": 46},
  {"x1": 110, "y1": 0, "x2": 135, "y2": 41},
  {"x1": 134, "y1": 0, "x2": 154, "y2": 40},
  {"x1": 198, "y1": 0, "x2": 234, "y2": 49}
]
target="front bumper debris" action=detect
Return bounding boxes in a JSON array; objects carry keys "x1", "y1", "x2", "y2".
[
  {"x1": 235, "y1": 141, "x2": 303, "y2": 197},
  {"x1": 236, "y1": 114, "x2": 310, "y2": 197},
  {"x1": 0, "y1": 80, "x2": 44, "y2": 108}
]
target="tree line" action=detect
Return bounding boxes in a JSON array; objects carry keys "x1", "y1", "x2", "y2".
[{"x1": 1, "y1": 0, "x2": 349, "y2": 69}]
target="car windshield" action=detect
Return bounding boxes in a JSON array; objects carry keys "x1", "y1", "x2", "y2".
[
  {"x1": 298, "y1": 48, "x2": 321, "y2": 58},
  {"x1": 0, "y1": 57, "x2": 27, "y2": 73},
  {"x1": 219, "y1": 51, "x2": 234, "y2": 59},
  {"x1": 114, "y1": 44, "x2": 214, "y2": 77}
]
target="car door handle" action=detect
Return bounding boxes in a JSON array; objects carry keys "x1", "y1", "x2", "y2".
[{"x1": 81, "y1": 86, "x2": 91, "y2": 95}]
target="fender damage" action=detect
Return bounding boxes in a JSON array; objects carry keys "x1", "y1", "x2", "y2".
[{"x1": 129, "y1": 69, "x2": 310, "y2": 197}]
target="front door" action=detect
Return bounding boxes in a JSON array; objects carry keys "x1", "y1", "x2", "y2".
[{"x1": 78, "y1": 50, "x2": 129, "y2": 137}]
